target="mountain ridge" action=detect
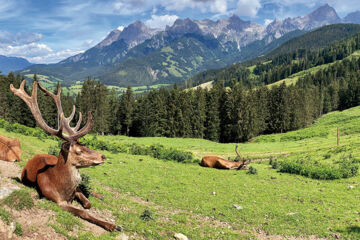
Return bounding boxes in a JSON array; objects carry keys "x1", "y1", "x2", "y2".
[
  {"x1": 19, "y1": 4, "x2": 360, "y2": 87},
  {"x1": 0, "y1": 55, "x2": 32, "y2": 74}
]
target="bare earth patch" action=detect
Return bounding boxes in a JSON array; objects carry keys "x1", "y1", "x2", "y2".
[{"x1": 0, "y1": 160, "x2": 21, "y2": 179}]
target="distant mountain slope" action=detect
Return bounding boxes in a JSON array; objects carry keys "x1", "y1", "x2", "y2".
[
  {"x1": 266, "y1": 24, "x2": 360, "y2": 57},
  {"x1": 0, "y1": 55, "x2": 32, "y2": 74},
  {"x1": 344, "y1": 11, "x2": 360, "y2": 24},
  {"x1": 100, "y1": 34, "x2": 240, "y2": 86},
  {"x1": 189, "y1": 24, "x2": 360, "y2": 87},
  {"x1": 19, "y1": 4, "x2": 360, "y2": 87}
]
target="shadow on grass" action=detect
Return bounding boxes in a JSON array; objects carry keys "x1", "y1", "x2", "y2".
[
  {"x1": 11, "y1": 177, "x2": 21, "y2": 183},
  {"x1": 335, "y1": 225, "x2": 360, "y2": 238},
  {"x1": 346, "y1": 226, "x2": 360, "y2": 233}
]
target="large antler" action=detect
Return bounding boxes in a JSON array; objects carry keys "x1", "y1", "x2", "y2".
[{"x1": 10, "y1": 80, "x2": 93, "y2": 142}]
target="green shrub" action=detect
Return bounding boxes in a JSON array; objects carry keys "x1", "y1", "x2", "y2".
[
  {"x1": 14, "y1": 222, "x2": 23, "y2": 236},
  {"x1": 278, "y1": 155, "x2": 359, "y2": 180},
  {"x1": 140, "y1": 209, "x2": 154, "y2": 221},
  {"x1": 247, "y1": 166, "x2": 258, "y2": 175},
  {"x1": 48, "y1": 145, "x2": 59, "y2": 155},
  {"x1": 81, "y1": 136, "x2": 195, "y2": 163},
  {"x1": 271, "y1": 159, "x2": 279, "y2": 169},
  {"x1": 0, "y1": 208, "x2": 11, "y2": 224},
  {"x1": 79, "y1": 174, "x2": 92, "y2": 198}
]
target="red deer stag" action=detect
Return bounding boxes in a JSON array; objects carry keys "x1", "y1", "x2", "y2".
[
  {"x1": 10, "y1": 80, "x2": 121, "y2": 232},
  {"x1": 200, "y1": 145, "x2": 251, "y2": 170},
  {"x1": 0, "y1": 136, "x2": 21, "y2": 162}
]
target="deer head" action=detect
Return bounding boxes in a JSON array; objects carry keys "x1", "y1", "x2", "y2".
[{"x1": 10, "y1": 80, "x2": 105, "y2": 168}]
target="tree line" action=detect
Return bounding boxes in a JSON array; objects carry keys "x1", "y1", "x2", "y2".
[{"x1": 0, "y1": 59, "x2": 358, "y2": 143}]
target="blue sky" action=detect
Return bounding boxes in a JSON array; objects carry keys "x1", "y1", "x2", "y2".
[{"x1": 0, "y1": 0, "x2": 359, "y2": 64}]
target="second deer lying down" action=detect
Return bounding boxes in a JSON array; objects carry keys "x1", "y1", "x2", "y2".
[
  {"x1": 0, "y1": 136, "x2": 21, "y2": 162},
  {"x1": 10, "y1": 80, "x2": 121, "y2": 232},
  {"x1": 200, "y1": 145, "x2": 251, "y2": 170}
]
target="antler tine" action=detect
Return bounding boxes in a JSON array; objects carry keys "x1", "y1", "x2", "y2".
[
  {"x1": 10, "y1": 80, "x2": 66, "y2": 140},
  {"x1": 73, "y1": 112, "x2": 82, "y2": 131},
  {"x1": 65, "y1": 105, "x2": 76, "y2": 122},
  {"x1": 67, "y1": 112, "x2": 93, "y2": 142},
  {"x1": 235, "y1": 144, "x2": 241, "y2": 158},
  {"x1": 37, "y1": 82, "x2": 64, "y2": 116}
]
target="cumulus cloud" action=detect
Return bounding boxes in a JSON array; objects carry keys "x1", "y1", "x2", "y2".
[
  {"x1": 145, "y1": 15, "x2": 179, "y2": 29},
  {"x1": 235, "y1": 0, "x2": 261, "y2": 17},
  {"x1": 0, "y1": 42, "x2": 84, "y2": 64}
]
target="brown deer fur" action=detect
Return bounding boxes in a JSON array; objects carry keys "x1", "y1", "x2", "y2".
[
  {"x1": 200, "y1": 145, "x2": 251, "y2": 170},
  {"x1": 0, "y1": 136, "x2": 21, "y2": 162},
  {"x1": 10, "y1": 80, "x2": 121, "y2": 232}
]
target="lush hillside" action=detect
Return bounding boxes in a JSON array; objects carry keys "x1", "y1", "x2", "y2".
[
  {"x1": 2, "y1": 105, "x2": 360, "y2": 239},
  {"x1": 190, "y1": 24, "x2": 360, "y2": 87},
  {"x1": 0, "y1": 55, "x2": 32, "y2": 74},
  {"x1": 266, "y1": 24, "x2": 360, "y2": 57}
]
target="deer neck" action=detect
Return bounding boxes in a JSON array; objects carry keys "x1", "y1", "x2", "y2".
[
  {"x1": 57, "y1": 149, "x2": 81, "y2": 181},
  {"x1": 56, "y1": 149, "x2": 82, "y2": 197}
]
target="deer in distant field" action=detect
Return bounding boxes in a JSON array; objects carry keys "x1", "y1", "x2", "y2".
[
  {"x1": 0, "y1": 136, "x2": 21, "y2": 162},
  {"x1": 200, "y1": 145, "x2": 251, "y2": 170},
  {"x1": 10, "y1": 80, "x2": 121, "y2": 232}
]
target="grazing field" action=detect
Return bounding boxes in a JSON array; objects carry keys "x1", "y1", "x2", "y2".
[{"x1": 2, "y1": 106, "x2": 360, "y2": 239}]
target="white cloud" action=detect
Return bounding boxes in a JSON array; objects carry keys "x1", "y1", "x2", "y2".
[
  {"x1": 264, "y1": 19, "x2": 273, "y2": 26},
  {"x1": 145, "y1": 15, "x2": 179, "y2": 29},
  {"x1": 28, "y1": 49, "x2": 85, "y2": 64},
  {"x1": 235, "y1": 0, "x2": 261, "y2": 17},
  {"x1": 0, "y1": 42, "x2": 84, "y2": 64}
]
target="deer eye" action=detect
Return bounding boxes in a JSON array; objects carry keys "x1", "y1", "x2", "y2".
[{"x1": 75, "y1": 149, "x2": 82, "y2": 155}]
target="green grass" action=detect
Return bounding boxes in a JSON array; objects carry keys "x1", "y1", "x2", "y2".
[
  {"x1": 0, "y1": 208, "x2": 11, "y2": 224},
  {"x1": 2, "y1": 189, "x2": 34, "y2": 210},
  {"x1": 5, "y1": 106, "x2": 360, "y2": 238}
]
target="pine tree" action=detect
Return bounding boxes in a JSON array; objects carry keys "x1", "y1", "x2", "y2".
[{"x1": 119, "y1": 86, "x2": 135, "y2": 136}]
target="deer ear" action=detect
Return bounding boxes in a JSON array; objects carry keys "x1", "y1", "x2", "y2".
[
  {"x1": 43, "y1": 155, "x2": 58, "y2": 165},
  {"x1": 11, "y1": 138, "x2": 20, "y2": 146}
]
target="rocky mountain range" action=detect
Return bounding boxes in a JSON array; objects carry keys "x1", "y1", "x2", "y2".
[{"x1": 19, "y1": 4, "x2": 360, "y2": 87}]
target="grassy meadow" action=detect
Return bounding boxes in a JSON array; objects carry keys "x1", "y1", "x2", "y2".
[{"x1": 3, "y1": 106, "x2": 360, "y2": 239}]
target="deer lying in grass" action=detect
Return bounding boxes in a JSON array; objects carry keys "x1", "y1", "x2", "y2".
[
  {"x1": 0, "y1": 136, "x2": 21, "y2": 162},
  {"x1": 10, "y1": 80, "x2": 121, "y2": 232},
  {"x1": 200, "y1": 145, "x2": 251, "y2": 170}
]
